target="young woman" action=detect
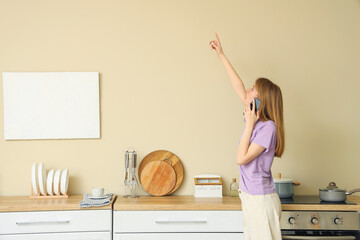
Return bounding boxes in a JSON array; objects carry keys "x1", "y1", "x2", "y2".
[{"x1": 210, "y1": 33, "x2": 285, "y2": 240}]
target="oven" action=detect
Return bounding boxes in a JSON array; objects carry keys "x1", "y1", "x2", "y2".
[
  {"x1": 281, "y1": 210, "x2": 360, "y2": 240},
  {"x1": 280, "y1": 196, "x2": 360, "y2": 240}
]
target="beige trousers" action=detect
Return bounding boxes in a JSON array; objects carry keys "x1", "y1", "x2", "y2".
[{"x1": 239, "y1": 191, "x2": 282, "y2": 240}]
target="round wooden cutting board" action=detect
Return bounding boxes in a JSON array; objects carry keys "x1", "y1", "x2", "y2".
[
  {"x1": 140, "y1": 160, "x2": 176, "y2": 196},
  {"x1": 139, "y1": 150, "x2": 184, "y2": 194}
]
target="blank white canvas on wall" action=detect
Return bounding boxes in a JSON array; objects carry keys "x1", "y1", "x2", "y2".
[{"x1": 2, "y1": 72, "x2": 100, "y2": 140}]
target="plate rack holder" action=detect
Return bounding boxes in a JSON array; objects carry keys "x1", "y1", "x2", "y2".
[{"x1": 30, "y1": 184, "x2": 69, "y2": 199}]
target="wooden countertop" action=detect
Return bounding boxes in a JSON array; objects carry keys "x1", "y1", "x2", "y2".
[
  {"x1": 115, "y1": 195, "x2": 242, "y2": 211},
  {"x1": 114, "y1": 195, "x2": 360, "y2": 211},
  {"x1": 0, "y1": 195, "x2": 115, "y2": 212},
  {"x1": 2, "y1": 195, "x2": 360, "y2": 212}
]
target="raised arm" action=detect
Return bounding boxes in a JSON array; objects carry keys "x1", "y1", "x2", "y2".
[{"x1": 210, "y1": 33, "x2": 247, "y2": 105}]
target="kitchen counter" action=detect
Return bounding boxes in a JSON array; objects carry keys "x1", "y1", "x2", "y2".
[
  {"x1": 114, "y1": 195, "x2": 360, "y2": 211},
  {"x1": 2, "y1": 195, "x2": 360, "y2": 212},
  {"x1": 115, "y1": 195, "x2": 242, "y2": 211},
  {"x1": 0, "y1": 195, "x2": 115, "y2": 212}
]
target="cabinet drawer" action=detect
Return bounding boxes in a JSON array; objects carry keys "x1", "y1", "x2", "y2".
[
  {"x1": 0, "y1": 232, "x2": 111, "y2": 240},
  {"x1": 0, "y1": 210, "x2": 111, "y2": 235},
  {"x1": 114, "y1": 211, "x2": 242, "y2": 233},
  {"x1": 114, "y1": 233, "x2": 244, "y2": 240}
]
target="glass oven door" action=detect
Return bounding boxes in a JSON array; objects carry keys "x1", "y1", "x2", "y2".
[
  {"x1": 282, "y1": 236, "x2": 355, "y2": 240},
  {"x1": 282, "y1": 230, "x2": 360, "y2": 240}
]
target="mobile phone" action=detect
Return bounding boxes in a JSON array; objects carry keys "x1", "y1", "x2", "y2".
[{"x1": 250, "y1": 97, "x2": 261, "y2": 113}]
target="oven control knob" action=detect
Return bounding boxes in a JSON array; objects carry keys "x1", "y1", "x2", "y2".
[
  {"x1": 288, "y1": 217, "x2": 296, "y2": 224},
  {"x1": 311, "y1": 217, "x2": 319, "y2": 224},
  {"x1": 334, "y1": 217, "x2": 343, "y2": 225}
]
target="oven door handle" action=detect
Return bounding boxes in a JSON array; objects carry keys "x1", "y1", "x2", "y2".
[{"x1": 282, "y1": 236, "x2": 355, "y2": 240}]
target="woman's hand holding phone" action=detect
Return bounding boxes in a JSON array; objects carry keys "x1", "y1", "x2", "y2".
[{"x1": 244, "y1": 99, "x2": 259, "y2": 128}]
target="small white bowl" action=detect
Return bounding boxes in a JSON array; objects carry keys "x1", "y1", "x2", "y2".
[
  {"x1": 31, "y1": 163, "x2": 39, "y2": 195},
  {"x1": 60, "y1": 169, "x2": 69, "y2": 195},
  {"x1": 53, "y1": 169, "x2": 61, "y2": 195},
  {"x1": 38, "y1": 162, "x2": 47, "y2": 196},
  {"x1": 46, "y1": 169, "x2": 55, "y2": 195}
]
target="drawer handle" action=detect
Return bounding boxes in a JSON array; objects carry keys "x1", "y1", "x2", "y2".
[
  {"x1": 156, "y1": 220, "x2": 207, "y2": 224},
  {"x1": 16, "y1": 220, "x2": 70, "y2": 225}
]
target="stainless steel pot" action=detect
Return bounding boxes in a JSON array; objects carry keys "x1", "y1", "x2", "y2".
[
  {"x1": 319, "y1": 182, "x2": 360, "y2": 202},
  {"x1": 274, "y1": 178, "x2": 300, "y2": 198}
]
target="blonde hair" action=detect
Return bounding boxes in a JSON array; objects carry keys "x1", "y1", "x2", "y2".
[{"x1": 255, "y1": 78, "x2": 285, "y2": 157}]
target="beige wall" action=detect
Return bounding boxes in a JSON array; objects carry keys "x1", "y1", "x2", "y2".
[{"x1": 0, "y1": 0, "x2": 359, "y2": 196}]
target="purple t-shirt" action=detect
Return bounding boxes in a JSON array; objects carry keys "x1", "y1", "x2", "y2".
[{"x1": 239, "y1": 120, "x2": 277, "y2": 195}]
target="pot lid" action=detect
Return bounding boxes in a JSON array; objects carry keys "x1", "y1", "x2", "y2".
[
  {"x1": 319, "y1": 182, "x2": 346, "y2": 192},
  {"x1": 274, "y1": 178, "x2": 293, "y2": 183},
  {"x1": 319, "y1": 188, "x2": 346, "y2": 192}
]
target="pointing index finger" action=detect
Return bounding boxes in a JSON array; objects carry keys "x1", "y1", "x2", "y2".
[{"x1": 215, "y1": 33, "x2": 220, "y2": 45}]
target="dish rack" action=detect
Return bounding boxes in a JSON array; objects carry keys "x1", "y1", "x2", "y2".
[
  {"x1": 30, "y1": 162, "x2": 70, "y2": 199},
  {"x1": 30, "y1": 184, "x2": 69, "y2": 199}
]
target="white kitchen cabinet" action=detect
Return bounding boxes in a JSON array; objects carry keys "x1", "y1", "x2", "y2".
[
  {"x1": 0, "y1": 210, "x2": 112, "y2": 240},
  {"x1": 114, "y1": 233, "x2": 243, "y2": 240},
  {"x1": 113, "y1": 210, "x2": 243, "y2": 240},
  {"x1": 0, "y1": 232, "x2": 110, "y2": 240}
]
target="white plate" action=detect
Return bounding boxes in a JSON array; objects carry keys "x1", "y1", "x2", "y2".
[
  {"x1": 60, "y1": 169, "x2": 69, "y2": 195},
  {"x1": 46, "y1": 169, "x2": 54, "y2": 195},
  {"x1": 31, "y1": 163, "x2": 39, "y2": 195},
  {"x1": 89, "y1": 195, "x2": 107, "y2": 199},
  {"x1": 53, "y1": 169, "x2": 61, "y2": 195},
  {"x1": 38, "y1": 162, "x2": 47, "y2": 196}
]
